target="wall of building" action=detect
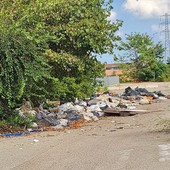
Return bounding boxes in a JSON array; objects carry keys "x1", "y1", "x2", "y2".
[
  {"x1": 97, "y1": 76, "x2": 120, "y2": 86},
  {"x1": 105, "y1": 64, "x2": 122, "y2": 76}
]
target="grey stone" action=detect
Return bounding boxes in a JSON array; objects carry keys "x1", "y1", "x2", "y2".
[
  {"x1": 88, "y1": 99, "x2": 101, "y2": 106},
  {"x1": 74, "y1": 105, "x2": 84, "y2": 113},
  {"x1": 88, "y1": 105, "x2": 102, "y2": 112},
  {"x1": 159, "y1": 97, "x2": 167, "y2": 100},
  {"x1": 93, "y1": 111, "x2": 104, "y2": 117},
  {"x1": 83, "y1": 115, "x2": 92, "y2": 121},
  {"x1": 57, "y1": 113, "x2": 67, "y2": 119},
  {"x1": 54, "y1": 124, "x2": 64, "y2": 129},
  {"x1": 93, "y1": 116, "x2": 99, "y2": 121},
  {"x1": 57, "y1": 103, "x2": 76, "y2": 114},
  {"x1": 79, "y1": 101, "x2": 87, "y2": 107},
  {"x1": 32, "y1": 122, "x2": 38, "y2": 128},
  {"x1": 47, "y1": 119, "x2": 61, "y2": 126},
  {"x1": 58, "y1": 119, "x2": 69, "y2": 127},
  {"x1": 97, "y1": 101, "x2": 107, "y2": 109},
  {"x1": 81, "y1": 111, "x2": 99, "y2": 121},
  {"x1": 66, "y1": 112, "x2": 82, "y2": 121},
  {"x1": 139, "y1": 98, "x2": 150, "y2": 105}
]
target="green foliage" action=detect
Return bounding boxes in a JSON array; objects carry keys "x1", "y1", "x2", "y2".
[
  {"x1": 119, "y1": 63, "x2": 133, "y2": 83},
  {"x1": 0, "y1": 1, "x2": 49, "y2": 115},
  {"x1": 37, "y1": 0, "x2": 117, "y2": 102},
  {"x1": 45, "y1": 77, "x2": 95, "y2": 102},
  {"x1": 96, "y1": 85, "x2": 108, "y2": 93},
  {"x1": 0, "y1": 29, "x2": 48, "y2": 110},
  {"x1": 37, "y1": 0, "x2": 121, "y2": 55},
  {"x1": 0, "y1": 0, "x2": 122, "y2": 126},
  {"x1": 162, "y1": 64, "x2": 170, "y2": 81},
  {"x1": 62, "y1": 77, "x2": 94, "y2": 101},
  {"x1": 119, "y1": 33, "x2": 166, "y2": 82},
  {"x1": 6, "y1": 112, "x2": 36, "y2": 128},
  {"x1": 44, "y1": 77, "x2": 67, "y2": 101},
  {"x1": 40, "y1": 0, "x2": 120, "y2": 83},
  {"x1": 45, "y1": 50, "x2": 84, "y2": 79},
  {"x1": 0, "y1": 111, "x2": 36, "y2": 129},
  {"x1": 6, "y1": 0, "x2": 119, "y2": 106},
  {"x1": 43, "y1": 103, "x2": 58, "y2": 110}
]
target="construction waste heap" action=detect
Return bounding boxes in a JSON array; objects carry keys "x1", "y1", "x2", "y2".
[{"x1": 1, "y1": 86, "x2": 169, "y2": 137}]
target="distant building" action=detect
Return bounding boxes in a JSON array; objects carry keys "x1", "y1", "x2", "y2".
[{"x1": 105, "y1": 63, "x2": 122, "y2": 76}]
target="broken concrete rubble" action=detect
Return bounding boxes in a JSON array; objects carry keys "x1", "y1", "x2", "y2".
[
  {"x1": 17, "y1": 86, "x2": 167, "y2": 130},
  {"x1": 139, "y1": 97, "x2": 151, "y2": 105}
]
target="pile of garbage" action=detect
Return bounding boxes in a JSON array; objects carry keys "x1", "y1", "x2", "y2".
[
  {"x1": 19, "y1": 100, "x2": 105, "y2": 130},
  {"x1": 122, "y1": 86, "x2": 166, "y2": 104},
  {"x1": 18, "y1": 86, "x2": 168, "y2": 130}
]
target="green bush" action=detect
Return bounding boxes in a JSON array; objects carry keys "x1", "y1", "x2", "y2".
[
  {"x1": 0, "y1": 111, "x2": 36, "y2": 129},
  {"x1": 162, "y1": 65, "x2": 170, "y2": 81},
  {"x1": 0, "y1": 0, "x2": 121, "y2": 125},
  {"x1": 9, "y1": 114, "x2": 35, "y2": 129},
  {"x1": 59, "y1": 77, "x2": 95, "y2": 102},
  {"x1": 44, "y1": 77, "x2": 95, "y2": 102}
]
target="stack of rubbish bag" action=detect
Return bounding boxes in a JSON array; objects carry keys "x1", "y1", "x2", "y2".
[
  {"x1": 122, "y1": 87, "x2": 167, "y2": 104},
  {"x1": 123, "y1": 87, "x2": 165, "y2": 99}
]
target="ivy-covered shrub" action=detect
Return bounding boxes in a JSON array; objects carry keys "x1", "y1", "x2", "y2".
[
  {"x1": 44, "y1": 77, "x2": 95, "y2": 102},
  {"x1": 0, "y1": 0, "x2": 122, "y2": 124}
]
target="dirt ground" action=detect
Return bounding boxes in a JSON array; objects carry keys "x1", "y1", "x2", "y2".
[{"x1": 1, "y1": 82, "x2": 170, "y2": 170}]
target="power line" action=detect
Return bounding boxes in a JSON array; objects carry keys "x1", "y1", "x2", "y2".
[{"x1": 160, "y1": 13, "x2": 170, "y2": 63}]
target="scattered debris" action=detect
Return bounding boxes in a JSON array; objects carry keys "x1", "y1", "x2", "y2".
[
  {"x1": 1, "y1": 86, "x2": 166, "y2": 137},
  {"x1": 33, "y1": 139, "x2": 39, "y2": 143},
  {"x1": 1, "y1": 132, "x2": 30, "y2": 137},
  {"x1": 20, "y1": 101, "x2": 32, "y2": 113}
]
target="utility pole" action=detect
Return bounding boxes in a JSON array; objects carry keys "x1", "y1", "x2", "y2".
[{"x1": 160, "y1": 13, "x2": 170, "y2": 63}]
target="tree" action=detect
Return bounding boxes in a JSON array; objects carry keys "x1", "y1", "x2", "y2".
[
  {"x1": 0, "y1": 0, "x2": 49, "y2": 117},
  {"x1": 0, "y1": 0, "x2": 122, "y2": 117},
  {"x1": 41, "y1": 0, "x2": 122, "y2": 99},
  {"x1": 119, "y1": 33, "x2": 166, "y2": 82},
  {"x1": 18, "y1": 0, "x2": 122, "y2": 99}
]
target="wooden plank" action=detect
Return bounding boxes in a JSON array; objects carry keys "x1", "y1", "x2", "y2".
[{"x1": 104, "y1": 107, "x2": 148, "y2": 116}]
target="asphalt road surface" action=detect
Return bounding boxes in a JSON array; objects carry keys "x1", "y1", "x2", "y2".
[{"x1": 1, "y1": 83, "x2": 170, "y2": 170}]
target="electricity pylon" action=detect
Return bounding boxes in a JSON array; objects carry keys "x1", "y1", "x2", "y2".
[{"x1": 160, "y1": 13, "x2": 170, "y2": 63}]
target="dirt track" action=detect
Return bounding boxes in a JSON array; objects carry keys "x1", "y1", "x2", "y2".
[{"x1": 1, "y1": 82, "x2": 170, "y2": 170}]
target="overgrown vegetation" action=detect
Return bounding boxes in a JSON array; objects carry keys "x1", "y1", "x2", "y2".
[
  {"x1": 0, "y1": 0, "x2": 122, "y2": 125},
  {"x1": 117, "y1": 33, "x2": 167, "y2": 82},
  {"x1": 0, "y1": 111, "x2": 36, "y2": 133},
  {"x1": 1, "y1": 1, "x2": 169, "y2": 130}
]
